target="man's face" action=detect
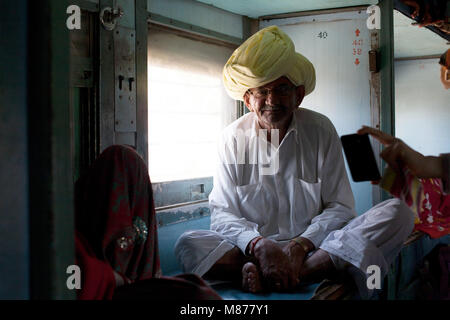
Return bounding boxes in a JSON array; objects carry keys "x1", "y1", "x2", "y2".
[{"x1": 243, "y1": 77, "x2": 305, "y2": 130}]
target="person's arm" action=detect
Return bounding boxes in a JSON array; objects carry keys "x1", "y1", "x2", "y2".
[
  {"x1": 357, "y1": 126, "x2": 446, "y2": 179},
  {"x1": 439, "y1": 153, "x2": 450, "y2": 194},
  {"x1": 297, "y1": 119, "x2": 357, "y2": 249}
]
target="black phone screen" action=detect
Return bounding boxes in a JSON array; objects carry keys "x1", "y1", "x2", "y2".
[{"x1": 340, "y1": 133, "x2": 381, "y2": 182}]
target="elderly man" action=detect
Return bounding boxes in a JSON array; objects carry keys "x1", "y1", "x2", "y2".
[{"x1": 175, "y1": 26, "x2": 414, "y2": 299}]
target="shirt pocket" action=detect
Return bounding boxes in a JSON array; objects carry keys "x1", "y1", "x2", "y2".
[
  {"x1": 293, "y1": 178, "x2": 322, "y2": 224},
  {"x1": 236, "y1": 182, "x2": 270, "y2": 226}
]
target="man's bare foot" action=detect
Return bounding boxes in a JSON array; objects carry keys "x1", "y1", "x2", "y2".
[
  {"x1": 242, "y1": 262, "x2": 264, "y2": 293},
  {"x1": 299, "y1": 249, "x2": 339, "y2": 283}
]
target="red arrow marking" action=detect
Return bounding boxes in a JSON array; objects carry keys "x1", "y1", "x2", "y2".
[
  {"x1": 355, "y1": 29, "x2": 360, "y2": 37},
  {"x1": 355, "y1": 58, "x2": 360, "y2": 65}
]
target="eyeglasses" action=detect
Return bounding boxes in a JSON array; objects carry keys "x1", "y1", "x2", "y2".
[{"x1": 248, "y1": 84, "x2": 295, "y2": 99}]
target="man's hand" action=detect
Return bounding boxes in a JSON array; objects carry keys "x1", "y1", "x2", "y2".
[
  {"x1": 283, "y1": 239, "x2": 311, "y2": 285},
  {"x1": 252, "y1": 238, "x2": 297, "y2": 291}
]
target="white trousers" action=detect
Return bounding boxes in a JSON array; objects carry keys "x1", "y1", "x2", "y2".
[{"x1": 174, "y1": 199, "x2": 414, "y2": 299}]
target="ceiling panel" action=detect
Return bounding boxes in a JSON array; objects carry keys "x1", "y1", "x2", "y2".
[
  {"x1": 194, "y1": 0, "x2": 377, "y2": 18},
  {"x1": 193, "y1": 0, "x2": 448, "y2": 58}
]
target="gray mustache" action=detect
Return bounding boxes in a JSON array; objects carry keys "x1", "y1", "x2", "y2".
[{"x1": 262, "y1": 105, "x2": 284, "y2": 111}]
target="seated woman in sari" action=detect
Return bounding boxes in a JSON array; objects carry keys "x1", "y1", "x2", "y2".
[{"x1": 74, "y1": 145, "x2": 221, "y2": 300}]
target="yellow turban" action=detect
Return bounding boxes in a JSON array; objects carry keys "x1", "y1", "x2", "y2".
[{"x1": 223, "y1": 25, "x2": 316, "y2": 101}]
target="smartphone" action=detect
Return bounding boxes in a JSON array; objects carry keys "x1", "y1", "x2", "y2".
[{"x1": 340, "y1": 133, "x2": 381, "y2": 182}]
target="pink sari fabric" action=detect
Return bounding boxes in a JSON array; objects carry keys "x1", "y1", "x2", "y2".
[{"x1": 380, "y1": 167, "x2": 450, "y2": 238}]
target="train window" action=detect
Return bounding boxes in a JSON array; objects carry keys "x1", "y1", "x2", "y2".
[{"x1": 147, "y1": 25, "x2": 237, "y2": 207}]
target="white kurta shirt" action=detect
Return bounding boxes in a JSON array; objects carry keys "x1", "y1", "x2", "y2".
[{"x1": 209, "y1": 107, "x2": 356, "y2": 254}]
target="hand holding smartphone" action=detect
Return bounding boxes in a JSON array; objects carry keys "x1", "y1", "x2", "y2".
[{"x1": 340, "y1": 133, "x2": 381, "y2": 182}]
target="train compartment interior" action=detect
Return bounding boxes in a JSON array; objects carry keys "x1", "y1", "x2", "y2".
[{"x1": 1, "y1": 0, "x2": 449, "y2": 300}]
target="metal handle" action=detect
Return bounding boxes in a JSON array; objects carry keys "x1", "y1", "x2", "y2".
[
  {"x1": 100, "y1": 6, "x2": 123, "y2": 31},
  {"x1": 118, "y1": 75, "x2": 124, "y2": 90},
  {"x1": 128, "y1": 77, "x2": 134, "y2": 91}
]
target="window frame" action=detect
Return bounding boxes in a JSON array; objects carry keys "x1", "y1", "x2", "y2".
[{"x1": 147, "y1": 23, "x2": 242, "y2": 212}]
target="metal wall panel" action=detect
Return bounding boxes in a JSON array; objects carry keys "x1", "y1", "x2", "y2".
[
  {"x1": 152, "y1": 177, "x2": 213, "y2": 208},
  {"x1": 395, "y1": 59, "x2": 450, "y2": 156},
  {"x1": 117, "y1": 0, "x2": 135, "y2": 29},
  {"x1": 135, "y1": 0, "x2": 149, "y2": 163},
  {"x1": 100, "y1": 0, "x2": 144, "y2": 152},
  {"x1": 99, "y1": 0, "x2": 116, "y2": 152},
  {"x1": 113, "y1": 27, "x2": 137, "y2": 133},
  {"x1": 115, "y1": 131, "x2": 136, "y2": 146},
  {"x1": 379, "y1": 0, "x2": 395, "y2": 202},
  {"x1": 148, "y1": 0, "x2": 243, "y2": 39}
]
